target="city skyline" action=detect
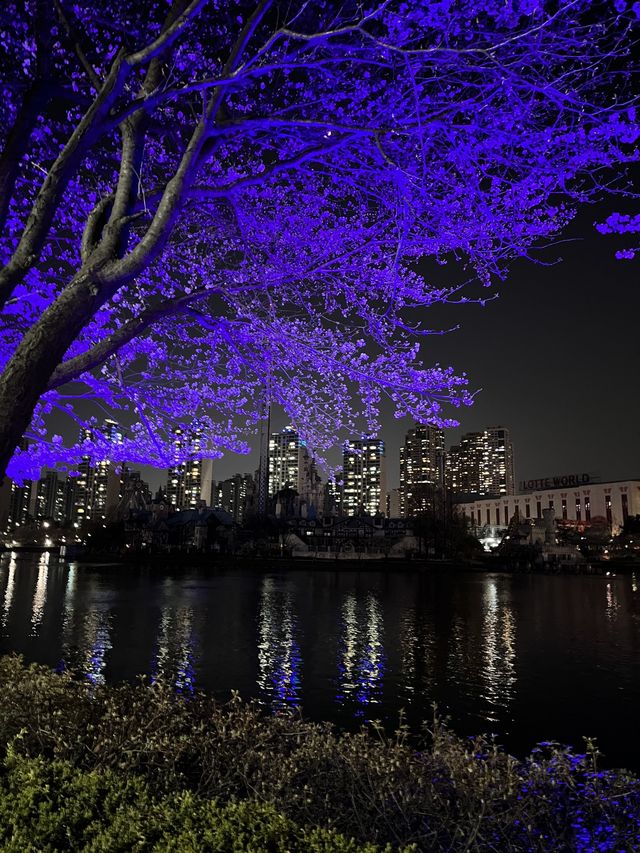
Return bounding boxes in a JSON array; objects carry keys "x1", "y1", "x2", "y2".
[
  {"x1": 0, "y1": 3, "x2": 638, "y2": 843},
  {"x1": 137, "y1": 199, "x2": 640, "y2": 493}
]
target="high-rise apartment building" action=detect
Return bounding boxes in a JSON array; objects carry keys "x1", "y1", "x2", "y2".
[
  {"x1": 324, "y1": 470, "x2": 343, "y2": 516},
  {"x1": 72, "y1": 420, "x2": 125, "y2": 524},
  {"x1": 399, "y1": 424, "x2": 445, "y2": 516},
  {"x1": 386, "y1": 488, "x2": 401, "y2": 518},
  {"x1": 342, "y1": 438, "x2": 387, "y2": 516},
  {"x1": 298, "y1": 448, "x2": 323, "y2": 512},
  {"x1": 167, "y1": 428, "x2": 215, "y2": 509},
  {"x1": 34, "y1": 471, "x2": 66, "y2": 522},
  {"x1": 91, "y1": 420, "x2": 124, "y2": 521},
  {"x1": 268, "y1": 427, "x2": 303, "y2": 496},
  {"x1": 267, "y1": 428, "x2": 323, "y2": 514},
  {"x1": 446, "y1": 431, "x2": 485, "y2": 497},
  {"x1": 6, "y1": 440, "x2": 32, "y2": 529},
  {"x1": 73, "y1": 429, "x2": 94, "y2": 526},
  {"x1": 483, "y1": 426, "x2": 514, "y2": 497},
  {"x1": 8, "y1": 479, "x2": 32, "y2": 529},
  {"x1": 216, "y1": 473, "x2": 254, "y2": 523},
  {"x1": 446, "y1": 426, "x2": 514, "y2": 499}
]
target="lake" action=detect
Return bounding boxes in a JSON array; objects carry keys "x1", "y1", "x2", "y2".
[{"x1": 1, "y1": 551, "x2": 640, "y2": 770}]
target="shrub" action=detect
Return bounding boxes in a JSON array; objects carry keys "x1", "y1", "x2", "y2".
[
  {"x1": 0, "y1": 655, "x2": 639, "y2": 851},
  {"x1": 0, "y1": 751, "x2": 395, "y2": 852}
]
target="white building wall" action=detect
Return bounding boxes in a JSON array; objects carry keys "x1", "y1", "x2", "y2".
[{"x1": 458, "y1": 480, "x2": 640, "y2": 535}]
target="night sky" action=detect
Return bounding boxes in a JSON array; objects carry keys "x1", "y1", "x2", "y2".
[{"x1": 142, "y1": 197, "x2": 640, "y2": 494}]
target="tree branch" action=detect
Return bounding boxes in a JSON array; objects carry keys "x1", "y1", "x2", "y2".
[
  {"x1": 125, "y1": 0, "x2": 208, "y2": 66},
  {"x1": 54, "y1": 0, "x2": 102, "y2": 91},
  {"x1": 190, "y1": 135, "x2": 353, "y2": 199},
  {"x1": 46, "y1": 274, "x2": 279, "y2": 389},
  {"x1": 45, "y1": 296, "x2": 200, "y2": 390},
  {"x1": 0, "y1": 49, "x2": 130, "y2": 310}
]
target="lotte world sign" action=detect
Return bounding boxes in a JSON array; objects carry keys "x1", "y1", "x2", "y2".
[{"x1": 518, "y1": 473, "x2": 597, "y2": 493}]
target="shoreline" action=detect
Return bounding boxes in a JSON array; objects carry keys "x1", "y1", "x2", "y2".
[{"x1": 3, "y1": 546, "x2": 638, "y2": 575}]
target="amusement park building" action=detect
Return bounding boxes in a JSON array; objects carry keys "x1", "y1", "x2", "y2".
[{"x1": 458, "y1": 477, "x2": 640, "y2": 534}]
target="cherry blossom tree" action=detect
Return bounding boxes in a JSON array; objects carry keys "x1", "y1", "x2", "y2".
[
  {"x1": 0, "y1": 0, "x2": 637, "y2": 481},
  {"x1": 596, "y1": 211, "x2": 640, "y2": 259}
]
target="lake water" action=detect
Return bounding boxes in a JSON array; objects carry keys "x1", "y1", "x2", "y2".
[{"x1": 1, "y1": 552, "x2": 640, "y2": 770}]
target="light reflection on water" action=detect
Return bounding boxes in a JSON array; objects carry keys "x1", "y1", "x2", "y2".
[
  {"x1": 1, "y1": 553, "x2": 17, "y2": 628},
  {"x1": 336, "y1": 591, "x2": 385, "y2": 718},
  {"x1": 81, "y1": 608, "x2": 112, "y2": 686},
  {"x1": 480, "y1": 580, "x2": 516, "y2": 721},
  {"x1": 257, "y1": 577, "x2": 302, "y2": 709},
  {"x1": 30, "y1": 552, "x2": 50, "y2": 636},
  {"x1": 152, "y1": 605, "x2": 197, "y2": 695},
  {"x1": 605, "y1": 582, "x2": 620, "y2": 621},
  {"x1": 399, "y1": 606, "x2": 436, "y2": 705},
  {"x1": 150, "y1": 579, "x2": 200, "y2": 695},
  {"x1": 2, "y1": 555, "x2": 640, "y2": 769},
  {"x1": 61, "y1": 563, "x2": 77, "y2": 650}
]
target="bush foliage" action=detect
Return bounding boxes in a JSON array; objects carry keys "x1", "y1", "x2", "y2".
[
  {"x1": 0, "y1": 751, "x2": 388, "y2": 852},
  {"x1": 0, "y1": 655, "x2": 639, "y2": 852}
]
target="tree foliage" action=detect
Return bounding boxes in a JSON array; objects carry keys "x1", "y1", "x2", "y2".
[{"x1": 0, "y1": 0, "x2": 637, "y2": 480}]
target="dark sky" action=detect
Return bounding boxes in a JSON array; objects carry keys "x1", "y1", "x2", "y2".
[
  {"x1": 427, "y1": 205, "x2": 640, "y2": 488},
  {"x1": 142, "y1": 199, "x2": 639, "y2": 493}
]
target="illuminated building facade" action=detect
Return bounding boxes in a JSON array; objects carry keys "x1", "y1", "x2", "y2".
[
  {"x1": 34, "y1": 471, "x2": 65, "y2": 522},
  {"x1": 342, "y1": 439, "x2": 387, "y2": 516},
  {"x1": 216, "y1": 473, "x2": 254, "y2": 523},
  {"x1": 399, "y1": 424, "x2": 445, "y2": 517},
  {"x1": 459, "y1": 478, "x2": 640, "y2": 535},
  {"x1": 71, "y1": 422, "x2": 125, "y2": 524},
  {"x1": 167, "y1": 428, "x2": 215, "y2": 509},
  {"x1": 484, "y1": 426, "x2": 515, "y2": 497},
  {"x1": 446, "y1": 431, "x2": 485, "y2": 497},
  {"x1": 72, "y1": 428, "x2": 94, "y2": 525},
  {"x1": 446, "y1": 426, "x2": 514, "y2": 499},
  {"x1": 324, "y1": 471, "x2": 343, "y2": 516},
  {"x1": 8, "y1": 479, "x2": 32, "y2": 529},
  {"x1": 6, "y1": 440, "x2": 32, "y2": 529},
  {"x1": 90, "y1": 420, "x2": 125, "y2": 521},
  {"x1": 268, "y1": 427, "x2": 320, "y2": 504},
  {"x1": 268, "y1": 427, "x2": 302, "y2": 495}
]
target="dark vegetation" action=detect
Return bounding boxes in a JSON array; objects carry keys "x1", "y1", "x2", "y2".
[{"x1": 0, "y1": 656, "x2": 638, "y2": 852}]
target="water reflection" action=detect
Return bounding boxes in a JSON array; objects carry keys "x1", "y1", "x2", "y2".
[
  {"x1": 336, "y1": 591, "x2": 385, "y2": 718},
  {"x1": 448, "y1": 613, "x2": 468, "y2": 687},
  {"x1": 480, "y1": 580, "x2": 516, "y2": 720},
  {"x1": 606, "y1": 582, "x2": 620, "y2": 621},
  {"x1": 57, "y1": 566, "x2": 113, "y2": 685},
  {"x1": 257, "y1": 577, "x2": 302, "y2": 709},
  {"x1": 61, "y1": 564, "x2": 77, "y2": 649},
  {"x1": 152, "y1": 603, "x2": 197, "y2": 696},
  {"x1": 2, "y1": 555, "x2": 640, "y2": 772},
  {"x1": 30, "y1": 552, "x2": 50, "y2": 636},
  {"x1": 399, "y1": 608, "x2": 436, "y2": 704},
  {"x1": 1, "y1": 553, "x2": 17, "y2": 628},
  {"x1": 82, "y1": 608, "x2": 112, "y2": 685}
]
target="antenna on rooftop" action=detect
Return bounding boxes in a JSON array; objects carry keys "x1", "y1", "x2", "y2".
[{"x1": 256, "y1": 378, "x2": 271, "y2": 517}]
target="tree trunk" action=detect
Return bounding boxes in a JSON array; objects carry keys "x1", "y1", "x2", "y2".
[{"x1": 0, "y1": 271, "x2": 102, "y2": 480}]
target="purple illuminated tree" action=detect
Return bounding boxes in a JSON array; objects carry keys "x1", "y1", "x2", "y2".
[
  {"x1": 596, "y1": 211, "x2": 640, "y2": 259},
  {"x1": 0, "y1": 0, "x2": 637, "y2": 481}
]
